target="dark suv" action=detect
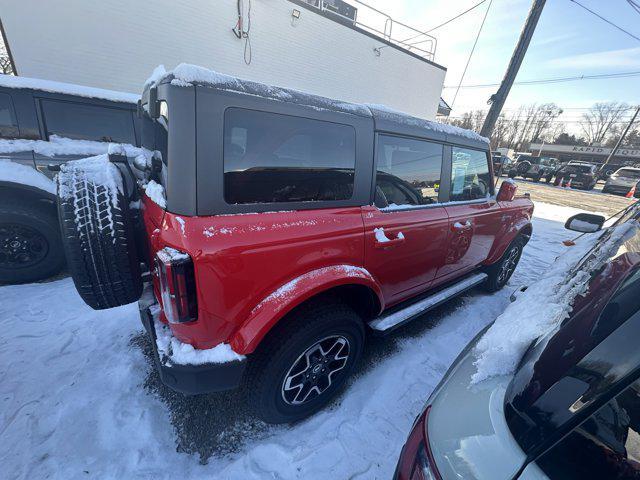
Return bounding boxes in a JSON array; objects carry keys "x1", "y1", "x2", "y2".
[
  {"x1": 554, "y1": 161, "x2": 599, "y2": 190},
  {"x1": 511, "y1": 154, "x2": 558, "y2": 182},
  {"x1": 394, "y1": 203, "x2": 640, "y2": 479},
  {"x1": 56, "y1": 64, "x2": 534, "y2": 424},
  {"x1": 0, "y1": 74, "x2": 139, "y2": 283}
]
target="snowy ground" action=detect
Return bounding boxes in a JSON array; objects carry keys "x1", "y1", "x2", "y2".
[{"x1": 1, "y1": 202, "x2": 592, "y2": 479}]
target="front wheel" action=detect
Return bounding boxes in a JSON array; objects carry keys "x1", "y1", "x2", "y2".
[
  {"x1": 245, "y1": 300, "x2": 364, "y2": 424},
  {"x1": 483, "y1": 237, "x2": 524, "y2": 292}
]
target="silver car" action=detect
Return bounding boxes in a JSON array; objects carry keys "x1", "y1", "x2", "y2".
[
  {"x1": 394, "y1": 205, "x2": 640, "y2": 480},
  {"x1": 603, "y1": 167, "x2": 640, "y2": 195}
]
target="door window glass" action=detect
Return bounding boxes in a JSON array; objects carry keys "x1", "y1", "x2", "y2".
[
  {"x1": 375, "y1": 135, "x2": 443, "y2": 208},
  {"x1": 0, "y1": 93, "x2": 19, "y2": 138},
  {"x1": 223, "y1": 108, "x2": 356, "y2": 204},
  {"x1": 450, "y1": 147, "x2": 491, "y2": 201},
  {"x1": 41, "y1": 99, "x2": 136, "y2": 144}
]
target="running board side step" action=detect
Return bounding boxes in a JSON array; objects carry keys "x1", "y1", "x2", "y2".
[{"x1": 368, "y1": 272, "x2": 488, "y2": 333}]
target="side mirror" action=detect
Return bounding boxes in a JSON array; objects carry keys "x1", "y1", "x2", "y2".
[
  {"x1": 565, "y1": 213, "x2": 605, "y2": 233},
  {"x1": 497, "y1": 180, "x2": 517, "y2": 202}
]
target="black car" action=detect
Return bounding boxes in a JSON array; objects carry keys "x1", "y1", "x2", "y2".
[
  {"x1": 395, "y1": 203, "x2": 640, "y2": 479},
  {"x1": 553, "y1": 161, "x2": 599, "y2": 190},
  {"x1": 511, "y1": 155, "x2": 558, "y2": 182},
  {"x1": 0, "y1": 74, "x2": 140, "y2": 283}
]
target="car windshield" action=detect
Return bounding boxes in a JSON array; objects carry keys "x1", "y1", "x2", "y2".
[
  {"x1": 616, "y1": 169, "x2": 640, "y2": 179},
  {"x1": 564, "y1": 164, "x2": 593, "y2": 174}
]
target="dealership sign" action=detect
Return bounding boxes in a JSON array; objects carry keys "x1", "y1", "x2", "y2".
[{"x1": 530, "y1": 143, "x2": 640, "y2": 159}]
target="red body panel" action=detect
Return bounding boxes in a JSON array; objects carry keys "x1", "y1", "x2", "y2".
[{"x1": 142, "y1": 190, "x2": 533, "y2": 355}]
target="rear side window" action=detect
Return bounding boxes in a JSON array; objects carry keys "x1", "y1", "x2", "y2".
[
  {"x1": 536, "y1": 376, "x2": 640, "y2": 479},
  {"x1": 223, "y1": 108, "x2": 356, "y2": 204},
  {"x1": 375, "y1": 135, "x2": 443, "y2": 208},
  {"x1": 41, "y1": 99, "x2": 136, "y2": 144},
  {"x1": 0, "y1": 93, "x2": 19, "y2": 138},
  {"x1": 450, "y1": 147, "x2": 491, "y2": 201}
]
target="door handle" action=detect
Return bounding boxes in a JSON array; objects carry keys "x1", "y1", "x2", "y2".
[
  {"x1": 374, "y1": 228, "x2": 405, "y2": 249},
  {"x1": 452, "y1": 220, "x2": 473, "y2": 232}
]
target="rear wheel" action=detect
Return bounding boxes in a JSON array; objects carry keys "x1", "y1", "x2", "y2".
[
  {"x1": 246, "y1": 300, "x2": 364, "y2": 424},
  {"x1": 484, "y1": 236, "x2": 524, "y2": 292},
  {"x1": 0, "y1": 201, "x2": 64, "y2": 283}
]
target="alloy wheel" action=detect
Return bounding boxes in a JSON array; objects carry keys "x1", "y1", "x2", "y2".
[
  {"x1": 0, "y1": 223, "x2": 49, "y2": 269},
  {"x1": 497, "y1": 245, "x2": 521, "y2": 285},
  {"x1": 281, "y1": 335, "x2": 351, "y2": 405}
]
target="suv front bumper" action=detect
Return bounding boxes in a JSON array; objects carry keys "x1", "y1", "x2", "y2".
[{"x1": 139, "y1": 302, "x2": 247, "y2": 395}]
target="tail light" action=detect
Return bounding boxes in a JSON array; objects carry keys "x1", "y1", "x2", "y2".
[
  {"x1": 394, "y1": 407, "x2": 441, "y2": 480},
  {"x1": 155, "y1": 247, "x2": 197, "y2": 324}
]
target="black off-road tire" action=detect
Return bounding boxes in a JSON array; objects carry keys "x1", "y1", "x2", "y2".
[
  {"x1": 483, "y1": 236, "x2": 525, "y2": 293},
  {"x1": 57, "y1": 164, "x2": 142, "y2": 309},
  {"x1": 245, "y1": 300, "x2": 365, "y2": 424},
  {"x1": 0, "y1": 200, "x2": 65, "y2": 283}
]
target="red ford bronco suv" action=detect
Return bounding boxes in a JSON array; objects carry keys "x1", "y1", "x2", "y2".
[{"x1": 57, "y1": 64, "x2": 533, "y2": 424}]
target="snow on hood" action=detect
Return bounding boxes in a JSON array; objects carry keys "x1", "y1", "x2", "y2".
[
  {"x1": 0, "y1": 159, "x2": 55, "y2": 194},
  {"x1": 0, "y1": 135, "x2": 150, "y2": 159},
  {"x1": 0, "y1": 73, "x2": 138, "y2": 103},
  {"x1": 471, "y1": 220, "x2": 638, "y2": 384}
]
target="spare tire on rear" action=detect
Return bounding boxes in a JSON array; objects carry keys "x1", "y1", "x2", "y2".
[{"x1": 57, "y1": 155, "x2": 142, "y2": 310}]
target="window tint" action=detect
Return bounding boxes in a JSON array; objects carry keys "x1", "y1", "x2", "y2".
[
  {"x1": 0, "y1": 93, "x2": 19, "y2": 138},
  {"x1": 450, "y1": 147, "x2": 491, "y2": 201},
  {"x1": 375, "y1": 135, "x2": 443, "y2": 208},
  {"x1": 41, "y1": 99, "x2": 136, "y2": 144},
  {"x1": 536, "y1": 377, "x2": 640, "y2": 479},
  {"x1": 223, "y1": 108, "x2": 355, "y2": 204}
]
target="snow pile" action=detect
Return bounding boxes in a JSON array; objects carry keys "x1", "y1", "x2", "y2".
[
  {"x1": 144, "y1": 64, "x2": 168, "y2": 88},
  {"x1": 0, "y1": 135, "x2": 153, "y2": 164},
  {"x1": 0, "y1": 73, "x2": 139, "y2": 103},
  {"x1": 144, "y1": 180, "x2": 166, "y2": 208},
  {"x1": 58, "y1": 154, "x2": 124, "y2": 205},
  {"x1": 154, "y1": 318, "x2": 244, "y2": 366},
  {"x1": 156, "y1": 246, "x2": 189, "y2": 263},
  {"x1": 471, "y1": 219, "x2": 638, "y2": 384},
  {"x1": 0, "y1": 158, "x2": 55, "y2": 194},
  {"x1": 374, "y1": 227, "x2": 404, "y2": 243}
]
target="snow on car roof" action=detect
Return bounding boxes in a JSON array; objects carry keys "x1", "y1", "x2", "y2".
[
  {"x1": 146, "y1": 63, "x2": 488, "y2": 145},
  {"x1": 0, "y1": 73, "x2": 139, "y2": 104}
]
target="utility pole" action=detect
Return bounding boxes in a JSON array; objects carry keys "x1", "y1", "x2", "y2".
[
  {"x1": 480, "y1": 0, "x2": 546, "y2": 138},
  {"x1": 600, "y1": 105, "x2": 640, "y2": 171}
]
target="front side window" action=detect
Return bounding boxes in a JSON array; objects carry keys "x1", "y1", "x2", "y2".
[
  {"x1": 41, "y1": 99, "x2": 136, "y2": 144},
  {"x1": 450, "y1": 147, "x2": 491, "y2": 201},
  {"x1": 375, "y1": 135, "x2": 443, "y2": 208},
  {"x1": 536, "y1": 377, "x2": 640, "y2": 479},
  {"x1": 0, "y1": 93, "x2": 19, "y2": 138},
  {"x1": 223, "y1": 108, "x2": 356, "y2": 204}
]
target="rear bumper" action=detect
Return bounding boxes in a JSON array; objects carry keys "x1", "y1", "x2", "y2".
[{"x1": 139, "y1": 301, "x2": 247, "y2": 395}]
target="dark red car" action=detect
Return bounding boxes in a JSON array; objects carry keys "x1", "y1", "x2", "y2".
[
  {"x1": 57, "y1": 64, "x2": 533, "y2": 424},
  {"x1": 394, "y1": 204, "x2": 640, "y2": 479}
]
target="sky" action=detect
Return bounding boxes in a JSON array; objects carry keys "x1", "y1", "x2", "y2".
[{"x1": 363, "y1": 0, "x2": 640, "y2": 131}]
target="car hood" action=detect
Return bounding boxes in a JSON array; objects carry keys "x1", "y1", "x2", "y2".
[{"x1": 428, "y1": 345, "x2": 526, "y2": 480}]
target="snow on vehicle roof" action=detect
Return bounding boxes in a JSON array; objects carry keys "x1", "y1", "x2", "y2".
[
  {"x1": 146, "y1": 64, "x2": 488, "y2": 144},
  {"x1": 0, "y1": 73, "x2": 139, "y2": 104}
]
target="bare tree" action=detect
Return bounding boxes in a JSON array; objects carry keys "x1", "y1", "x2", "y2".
[
  {"x1": 580, "y1": 102, "x2": 629, "y2": 145},
  {"x1": 0, "y1": 42, "x2": 13, "y2": 74}
]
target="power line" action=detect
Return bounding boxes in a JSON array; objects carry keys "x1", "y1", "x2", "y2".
[
  {"x1": 403, "y1": 0, "x2": 489, "y2": 46},
  {"x1": 451, "y1": 0, "x2": 494, "y2": 108},
  {"x1": 443, "y1": 70, "x2": 640, "y2": 88},
  {"x1": 628, "y1": 0, "x2": 640, "y2": 15},
  {"x1": 569, "y1": 0, "x2": 640, "y2": 43}
]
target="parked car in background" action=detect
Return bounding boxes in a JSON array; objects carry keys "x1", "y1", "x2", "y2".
[
  {"x1": 553, "y1": 161, "x2": 598, "y2": 190},
  {"x1": 394, "y1": 203, "x2": 640, "y2": 480},
  {"x1": 0, "y1": 74, "x2": 140, "y2": 283},
  {"x1": 56, "y1": 64, "x2": 534, "y2": 424},
  {"x1": 510, "y1": 155, "x2": 559, "y2": 182},
  {"x1": 603, "y1": 167, "x2": 640, "y2": 196},
  {"x1": 491, "y1": 152, "x2": 513, "y2": 176}
]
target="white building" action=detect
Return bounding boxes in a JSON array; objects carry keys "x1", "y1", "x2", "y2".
[{"x1": 0, "y1": 0, "x2": 447, "y2": 119}]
